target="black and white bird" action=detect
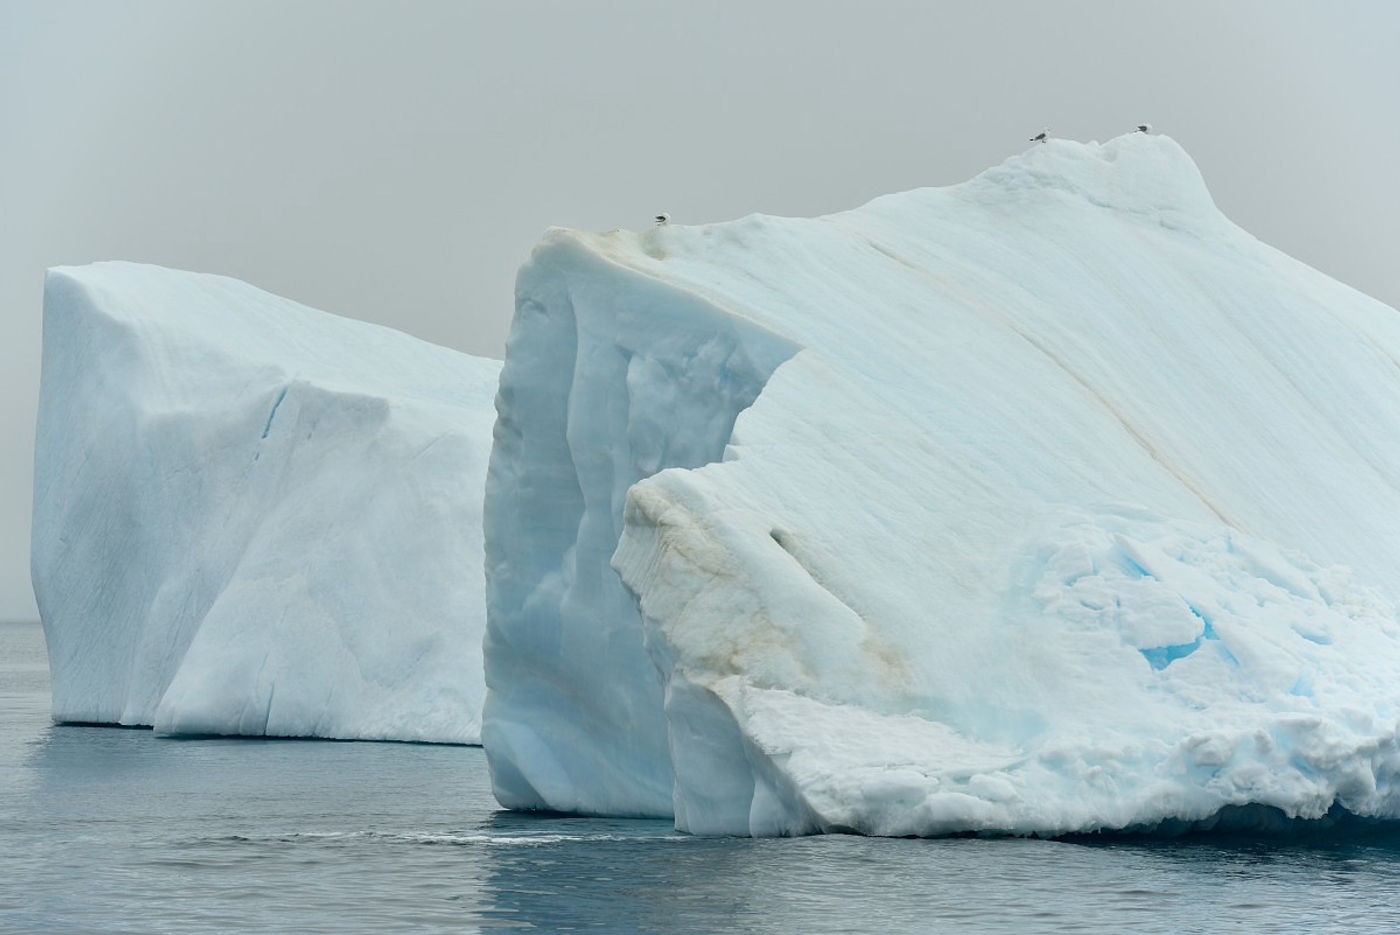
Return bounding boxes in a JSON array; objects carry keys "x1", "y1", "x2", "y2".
[
  {"x1": 654, "y1": 212, "x2": 670, "y2": 226},
  {"x1": 1135, "y1": 123, "x2": 1153, "y2": 134},
  {"x1": 1029, "y1": 128, "x2": 1049, "y2": 144}
]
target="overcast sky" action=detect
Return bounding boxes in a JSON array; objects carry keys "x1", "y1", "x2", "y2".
[{"x1": 2, "y1": 1, "x2": 1397, "y2": 620}]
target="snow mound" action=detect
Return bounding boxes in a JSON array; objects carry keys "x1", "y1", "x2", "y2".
[
  {"x1": 33, "y1": 262, "x2": 500, "y2": 743},
  {"x1": 485, "y1": 134, "x2": 1400, "y2": 834}
]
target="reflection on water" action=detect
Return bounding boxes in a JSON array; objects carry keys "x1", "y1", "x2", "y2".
[{"x1": 5, "y1": 620, "x2": 1400, "y2": 933}]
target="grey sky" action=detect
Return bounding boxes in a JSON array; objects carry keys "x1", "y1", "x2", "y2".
[{"x1": 2, "y1": 0, "x2": 1397, "y2": 620}]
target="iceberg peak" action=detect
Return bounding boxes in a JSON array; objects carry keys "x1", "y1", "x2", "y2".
[{"x1": 970, "y1": 132, "x2": 1221, "y2": 222}]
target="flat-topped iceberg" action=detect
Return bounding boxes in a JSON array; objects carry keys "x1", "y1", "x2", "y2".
[
  {"x1": 34, "y1": 262, "x2": 500, "y2": 743},
  {"x1": 485, "y1": 134, "x2": 1400, "y2": 835}
]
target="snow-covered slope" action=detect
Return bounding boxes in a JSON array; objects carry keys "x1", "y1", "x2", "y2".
[
  {"x1": 486, "y1": 134, "x2": 1400, "y2": 834},
  {"x1": 34, "y1": 262, "x2": 500, "y2": 743}
]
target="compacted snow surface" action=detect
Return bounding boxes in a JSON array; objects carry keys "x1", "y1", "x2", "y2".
[
  {"x1": 34, "y1": 263, "x2": 500, "y2": 743},
  {"x1": 485, "y1": 134, "x2": 1400, "y2": 835}
]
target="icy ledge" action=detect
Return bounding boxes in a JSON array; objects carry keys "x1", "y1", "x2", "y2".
[
  {"x1": 486, "y1": 133, "x2": 1400, "y2": 835},
  {"x1": 34, "y1": 262, "x2": 500, "y2": 743}
]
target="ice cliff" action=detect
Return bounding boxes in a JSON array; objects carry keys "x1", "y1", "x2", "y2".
[
  {"x1": 34, "y1": 262, "x2": 500, "y2": 743},
  {"x1": 485, "y1": 134, "x2": 1400, "y2": 835}
]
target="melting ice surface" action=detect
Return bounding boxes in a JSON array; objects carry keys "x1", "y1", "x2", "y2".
[
  {"x1": 34, "y1": 263, "x2": 500, "y2": 743},
  {"x1": 485, "y1": 134, "x2": 1400, "y2": 835}
]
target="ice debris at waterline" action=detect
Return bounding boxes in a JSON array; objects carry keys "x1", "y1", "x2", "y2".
[
  {"x1": 484, "y1": 133, "x2": 1400, "y2": 836},
  {"x1": 34, "y1": 262, "x2": 500, "y2": 743}
]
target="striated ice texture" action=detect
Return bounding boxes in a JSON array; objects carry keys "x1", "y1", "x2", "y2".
[
  {"x1": 34, "y1": 262, "x2": 500, "y2": 743},
  {"x1": 486, "y1": 134, "x2": 1400, "y2": 835}
]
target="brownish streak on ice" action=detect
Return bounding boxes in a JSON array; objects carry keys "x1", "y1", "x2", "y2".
[
  {"x1": 860, "y1": 233, "x2": 1237, "y2": 530},
  {"x1": 1006, "y1": 324, "x2": 1236, "y2": 529}
]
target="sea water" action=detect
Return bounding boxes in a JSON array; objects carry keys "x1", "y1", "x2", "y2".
[{"x1": 4, "y1": 620, "x2": 1400, "y2": 933}]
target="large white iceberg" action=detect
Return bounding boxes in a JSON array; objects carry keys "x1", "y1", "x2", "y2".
[
  {"x1": 34, "y1": 262, "x2": 500, "y2": 743},
  {"x1": 485, "y1": 134, "x2": 1400, "y2": 835}
]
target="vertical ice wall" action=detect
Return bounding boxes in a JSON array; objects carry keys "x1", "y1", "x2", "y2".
[
  {"x1": 33, "y1": 262, "x2": 500, "y2": 743},
  {"x1": 484, "y1": 233, "x2": 797, "y2": 814}
]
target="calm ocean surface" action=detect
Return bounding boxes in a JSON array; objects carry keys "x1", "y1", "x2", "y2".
[{"x1": 5, "y1": 620, "x2": 1400, "y2": 933}]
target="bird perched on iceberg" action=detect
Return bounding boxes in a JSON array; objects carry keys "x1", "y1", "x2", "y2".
[
  {"x1": 1135, "y1": 123, "x2": 1153, "y2": 133},
  {"x1": 655, "y1": 213, "x2": 670, "y2": 226},
  {"x1": 1029, "y1": 128, "x2": 1049, "y2": 143}
]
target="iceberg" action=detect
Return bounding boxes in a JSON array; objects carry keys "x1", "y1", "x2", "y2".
[
  {"x1": 485, "y1": 134, "x2": 1400, "y2": 835},
  {"x1": 33, "y1": 262, "x2": 500, "y2": 744}
]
